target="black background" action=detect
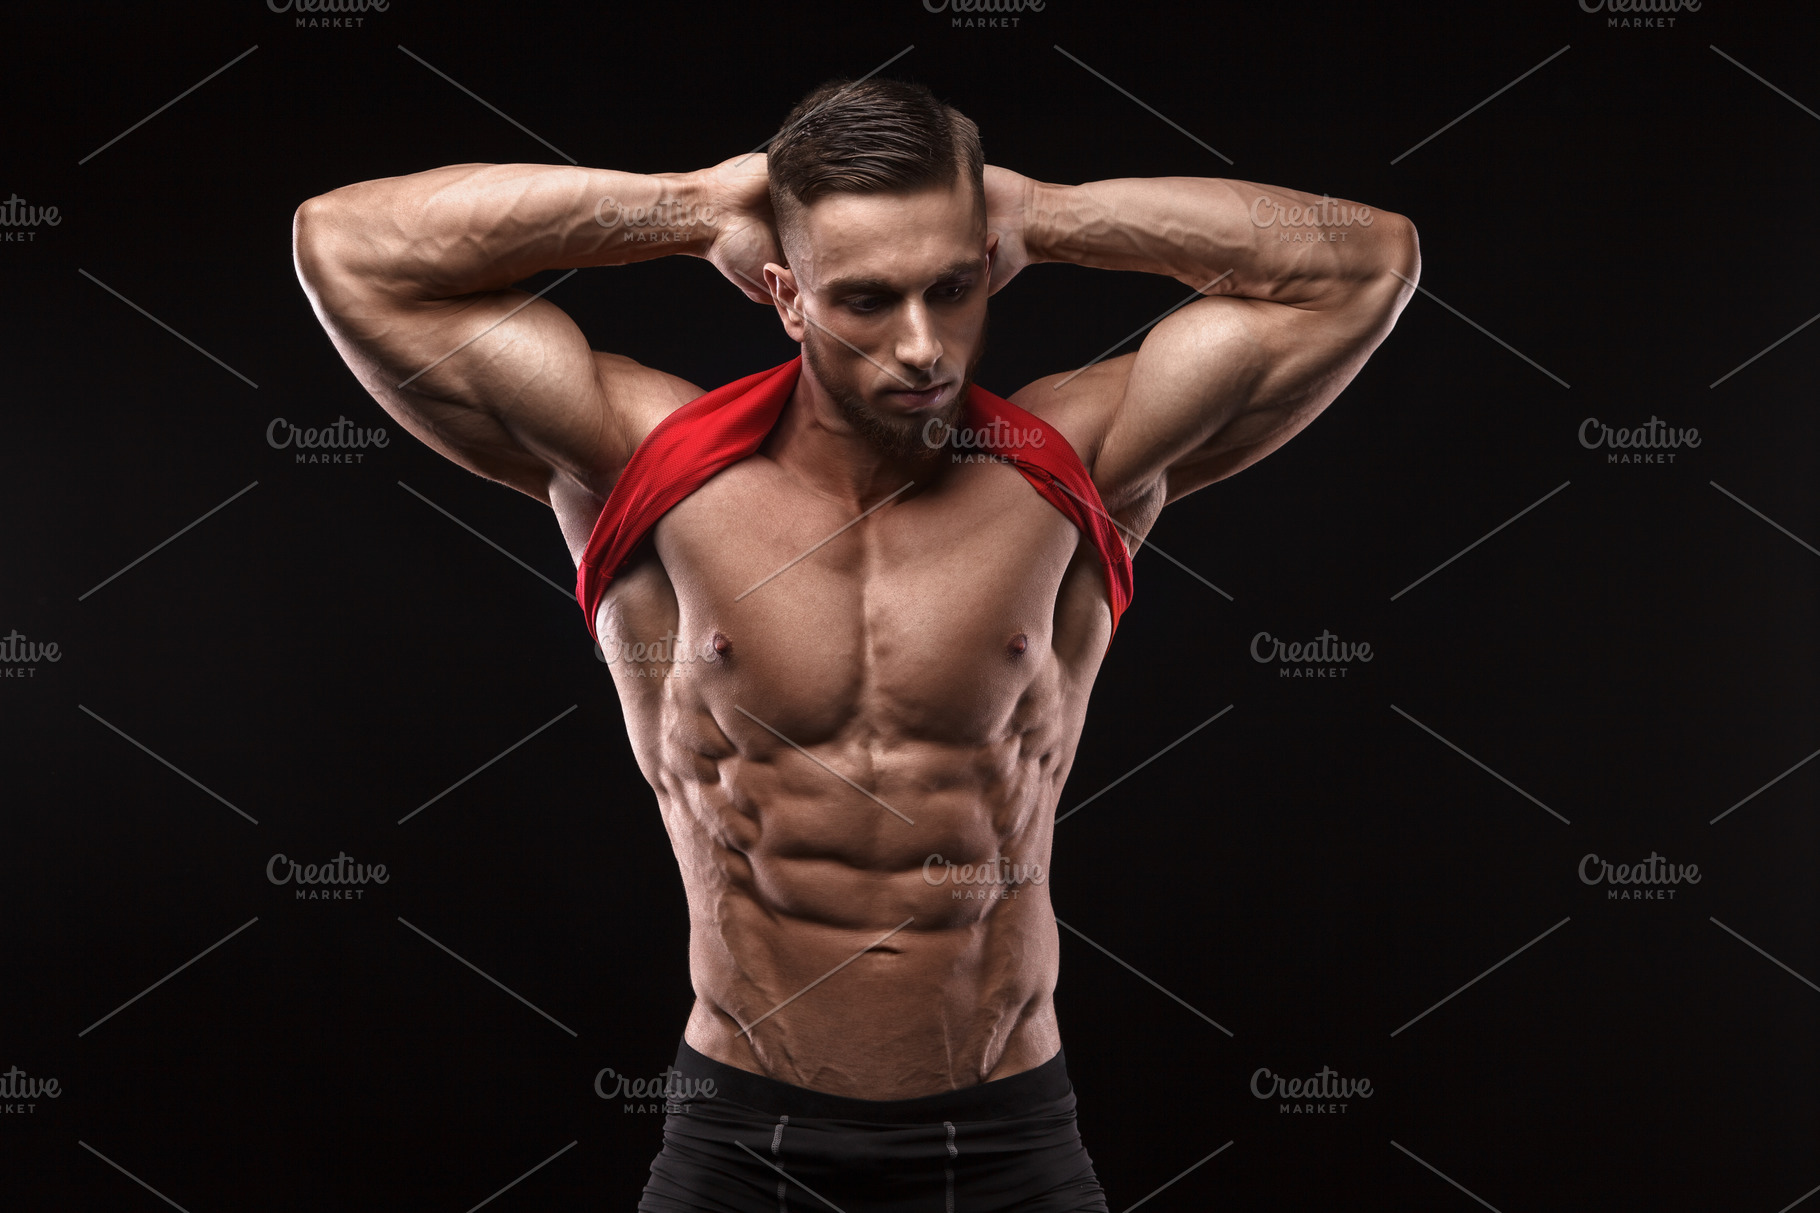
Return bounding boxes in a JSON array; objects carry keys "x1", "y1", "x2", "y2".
[{"x1": 3, "y1": 0, "x2": 1817, "y2": 1208}]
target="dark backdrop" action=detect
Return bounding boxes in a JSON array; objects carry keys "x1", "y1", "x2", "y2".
[{"x1": 3, "y1": 1, "x2": 1817, "y2": 1209}]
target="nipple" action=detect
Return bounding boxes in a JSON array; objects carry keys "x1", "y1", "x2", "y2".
[
  {"x1": 711, "y1": 632, "x2": 731, "y2": 658},
  {"x1": 1008, "y1": 632, "x2": 1028, "y2": 656}
]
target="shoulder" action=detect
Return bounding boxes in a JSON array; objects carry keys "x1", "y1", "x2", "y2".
[
  {"x1": 1002, "y1": 353, "x2": 1137, "y2": 489},
  {"x1": 592, "y1": 351, "x2": 706, "y2": 468},
  {"x1": 548, "y1": 353, "x2": 705, "y2": 562}
]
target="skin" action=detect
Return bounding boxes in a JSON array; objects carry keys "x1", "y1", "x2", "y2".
[{"x1": 292, "y1": 149, "x2": 1419, "y2": 1098}]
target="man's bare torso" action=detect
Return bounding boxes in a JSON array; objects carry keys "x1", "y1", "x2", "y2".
[{"x1": 552, "y1": 373, "x2": 1136, "y2": 1100}]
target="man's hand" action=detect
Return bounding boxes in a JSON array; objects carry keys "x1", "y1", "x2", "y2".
[
  {"x1": 983, "y1": 165, "x2": 1038, "y2": 296},
  {"x1": 699, "y1": 157, "x2": 1029, "y2": 300},
  {"x1": 695, "y1": 154, "x2": 783, "y2": 303}
]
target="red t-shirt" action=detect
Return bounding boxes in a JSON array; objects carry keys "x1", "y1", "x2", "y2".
[{"x1": 575, "y1": 357, "x2": 1134, "y2": 647}]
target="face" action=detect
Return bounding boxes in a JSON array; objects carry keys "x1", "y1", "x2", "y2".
[{"x1": 768, "y1": 180, "x2": 992, "y2": 459}]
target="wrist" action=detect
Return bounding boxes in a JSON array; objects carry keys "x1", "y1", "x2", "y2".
[
  {"x1": 1020, "y1": 179, "x2": 1068, "y2": 266},
  {"x1": 589, "y1": 169, "x2": 720, "y2": 257},
  {"x1": 667, "y1": 169, "x2": 721, "y2": 257}
]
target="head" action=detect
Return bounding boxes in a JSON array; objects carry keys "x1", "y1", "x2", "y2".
[{"x1": 764, "y1": 78, "x2": 990, "y2": 459}]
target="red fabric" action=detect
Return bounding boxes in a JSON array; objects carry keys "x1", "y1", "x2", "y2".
[{"x1": 575, "y1": 357, "x2": 1134, "y2": 645}]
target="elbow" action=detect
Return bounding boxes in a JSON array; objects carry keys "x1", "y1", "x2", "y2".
[
  {"x1": 292, "y1": 191, "x2": 389, "y2": 309},
  {"x1": 1380, "y1": 210, "x2": 1420, "y2": 289},
  {"x1": 292, "y1": 193, "x2": 334, "y2": 253},
  {"x1": 291, "y1": 193, "x2": 341, "y2": 292},
  {"x1": 1339, "y1": 211, "x2": 1419, "y2": 336}
]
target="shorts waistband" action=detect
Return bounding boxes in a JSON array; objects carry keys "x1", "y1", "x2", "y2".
[{"x1": 670, "y1": 1039, "x2": 1074, "y2": 1124}]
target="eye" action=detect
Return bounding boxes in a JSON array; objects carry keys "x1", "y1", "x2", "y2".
[{"x1": 846, "y1": 296, "x2": 883, "y2": 314}]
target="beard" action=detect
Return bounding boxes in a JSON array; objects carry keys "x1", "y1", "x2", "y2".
[{"x1": 801, "y1": 312, "x2": 988, "y2": 460}]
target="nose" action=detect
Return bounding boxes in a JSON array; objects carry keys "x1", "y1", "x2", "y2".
[{"x1": 893, "y1": 299, "x2": 943, "y2": 383}]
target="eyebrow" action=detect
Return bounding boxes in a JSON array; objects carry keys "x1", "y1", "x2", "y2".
[{"x1": 823, "y1": 257, "x2": 986, "y2": 297}]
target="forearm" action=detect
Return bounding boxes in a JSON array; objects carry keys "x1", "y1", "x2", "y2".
[
  {"x1": 1024, "y1": 175, "x2": 1412, "y2": 305},
  {"x1": 295, "y1": 162, "x2": 717, "y2": 302}
]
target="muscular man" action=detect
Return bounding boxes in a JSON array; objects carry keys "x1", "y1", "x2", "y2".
[{"x1": 293, "y1": 78, "x2": 1417, "y2": 1212}]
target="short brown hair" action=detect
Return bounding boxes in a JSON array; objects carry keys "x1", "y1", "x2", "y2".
[{"x1": 767, "y1": 77, "x2": 985, "y2": 259}]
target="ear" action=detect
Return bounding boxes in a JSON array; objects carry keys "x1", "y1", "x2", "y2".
[
  {"x1": 984, "y1": 230, "x2": 1021, "y2": 296},
  {"x1": 766, "y1": 262, "x2": 806, "y2": 343}
]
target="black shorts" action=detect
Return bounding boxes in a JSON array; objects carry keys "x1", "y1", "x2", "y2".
[{"x1": 638, "y1": 1040, "x2": 1110, "y2": 1213}]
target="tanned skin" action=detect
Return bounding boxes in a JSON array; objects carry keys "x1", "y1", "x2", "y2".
[{"x1": 292, "y1": 151, "x2": 1418, "y2": 1099}]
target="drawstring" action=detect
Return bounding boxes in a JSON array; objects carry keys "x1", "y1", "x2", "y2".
[
  {"x1": 763, "y1": 1110, "x2": 959, "y2": 1211},
  {"x1": 772, "y1": 1114, "x2": 789, "y2": 1212},
  {"x1": 944, "y1": 1121, "x2": 958, "y2": 1213}
]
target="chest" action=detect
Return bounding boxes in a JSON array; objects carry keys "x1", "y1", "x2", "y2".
[{"x1": 597, "y1": 456, "x2": 1111, "y2": 745}]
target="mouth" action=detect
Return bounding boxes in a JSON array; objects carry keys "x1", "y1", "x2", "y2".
[{"x1": 883, "y1": 382, "x2": 952, "y2": 410}]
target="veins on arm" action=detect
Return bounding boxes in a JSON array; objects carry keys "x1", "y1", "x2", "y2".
[{"x1": 1007, "y1": 175, "x2": 1420, "y2": 515}]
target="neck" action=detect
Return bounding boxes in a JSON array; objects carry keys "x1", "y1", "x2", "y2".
[{"x1": 766, "y1": 359, "x2": 952, "y2": 507}]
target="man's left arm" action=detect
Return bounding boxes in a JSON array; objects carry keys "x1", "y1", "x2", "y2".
[{"x1": 993, "y1": 171, "x2": 1420, "y2": 516}]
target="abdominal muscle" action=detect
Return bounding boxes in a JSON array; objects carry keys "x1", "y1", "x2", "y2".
[
  {"x1": 592, "y1": 457, "x2": 1114, "y2": 1100},
  {"x1": 671, "y1": 740, "x2": 1073, "y2": 1101}
]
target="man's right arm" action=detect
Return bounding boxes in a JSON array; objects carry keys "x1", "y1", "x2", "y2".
[{"x1": 291, "y1": 158, "x2": 777, "y2": 517}]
